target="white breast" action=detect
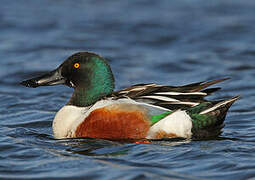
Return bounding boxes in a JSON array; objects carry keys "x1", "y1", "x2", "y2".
[{"x1": 53, "y1": 105, "x2": 88, "y2": 139}]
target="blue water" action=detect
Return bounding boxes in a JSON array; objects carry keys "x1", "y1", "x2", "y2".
[{"x1": 1, "y1": 0, "x2": 255, "y2": 179}]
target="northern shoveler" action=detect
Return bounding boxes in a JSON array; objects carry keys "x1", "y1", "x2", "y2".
[{"x1": 21, "y1": 52, "x2": 239, "y2": 141}]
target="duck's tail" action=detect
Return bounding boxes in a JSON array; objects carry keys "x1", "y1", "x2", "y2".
[{"x1": 188, "y1": 96, "x2": 240, "y2": 139}]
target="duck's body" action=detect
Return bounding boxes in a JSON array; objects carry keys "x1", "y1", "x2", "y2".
[
  {"x1": 21, "y1": 52, "x2": 239, "y2": 141},
  {"x1": 53, "y1": 98, "x2": 192, "y2": 139},
  {"x1": 53, "y1": 96, "x2": 238, "y2": 140}
]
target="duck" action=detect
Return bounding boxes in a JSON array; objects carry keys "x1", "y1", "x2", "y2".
[{"x1": 21, "y1": 52, "x2": 239, "y2": 141}]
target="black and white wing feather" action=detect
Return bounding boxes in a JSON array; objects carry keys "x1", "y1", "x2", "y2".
[{"x1": 111, "y1": 78, "x2": 229, "y2": 110}]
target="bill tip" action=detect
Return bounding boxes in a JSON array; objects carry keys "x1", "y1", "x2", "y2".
[{"x1": 20, "y1": 80, "x2": 38, "y2": 88}]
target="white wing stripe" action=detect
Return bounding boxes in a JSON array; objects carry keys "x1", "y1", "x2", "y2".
[
  {"x1": 119, "y1": 87, "x2": 146, "y2": 94},
  {"x1": 168, "y1": 101, "x2": 199, "y2": 106},
  {"x1": 200, "y1": 98, "x2": 235, "y2": 114},
  {"x1": 140, "y1": 95, "x2": 179, "y2": 102},
  {"x1": 140, "y1": 96, "x2": 199, "y2": 106},
  {"x1": 155, "y1": 92, "x2": 207, "y2": 96}
]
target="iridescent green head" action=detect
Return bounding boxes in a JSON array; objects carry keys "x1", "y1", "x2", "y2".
[{"x1": 21, "y1": 52, "x2": 115, "y2": 107}]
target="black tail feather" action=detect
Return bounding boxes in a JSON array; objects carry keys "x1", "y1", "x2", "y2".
[{"x1": 191, "y1": 96, "x2": 239, "y2": 139}]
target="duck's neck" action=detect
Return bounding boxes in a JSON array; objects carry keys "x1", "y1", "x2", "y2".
[{"x1": 68, "y1": 87, "x2": 113, "y2": 107}]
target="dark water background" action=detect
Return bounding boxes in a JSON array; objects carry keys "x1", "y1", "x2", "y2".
[{"x1": 0, "y1": 0, "x2": 255, "y2": 179}]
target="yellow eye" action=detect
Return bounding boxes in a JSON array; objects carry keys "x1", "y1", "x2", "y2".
[{"x1": 74, "y1": 63, "x2": 80, "y2": 69}]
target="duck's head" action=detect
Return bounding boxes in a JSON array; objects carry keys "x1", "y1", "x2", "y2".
[{"x1": 21, "y1": 52, "x2": 115, "y2": 106}]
